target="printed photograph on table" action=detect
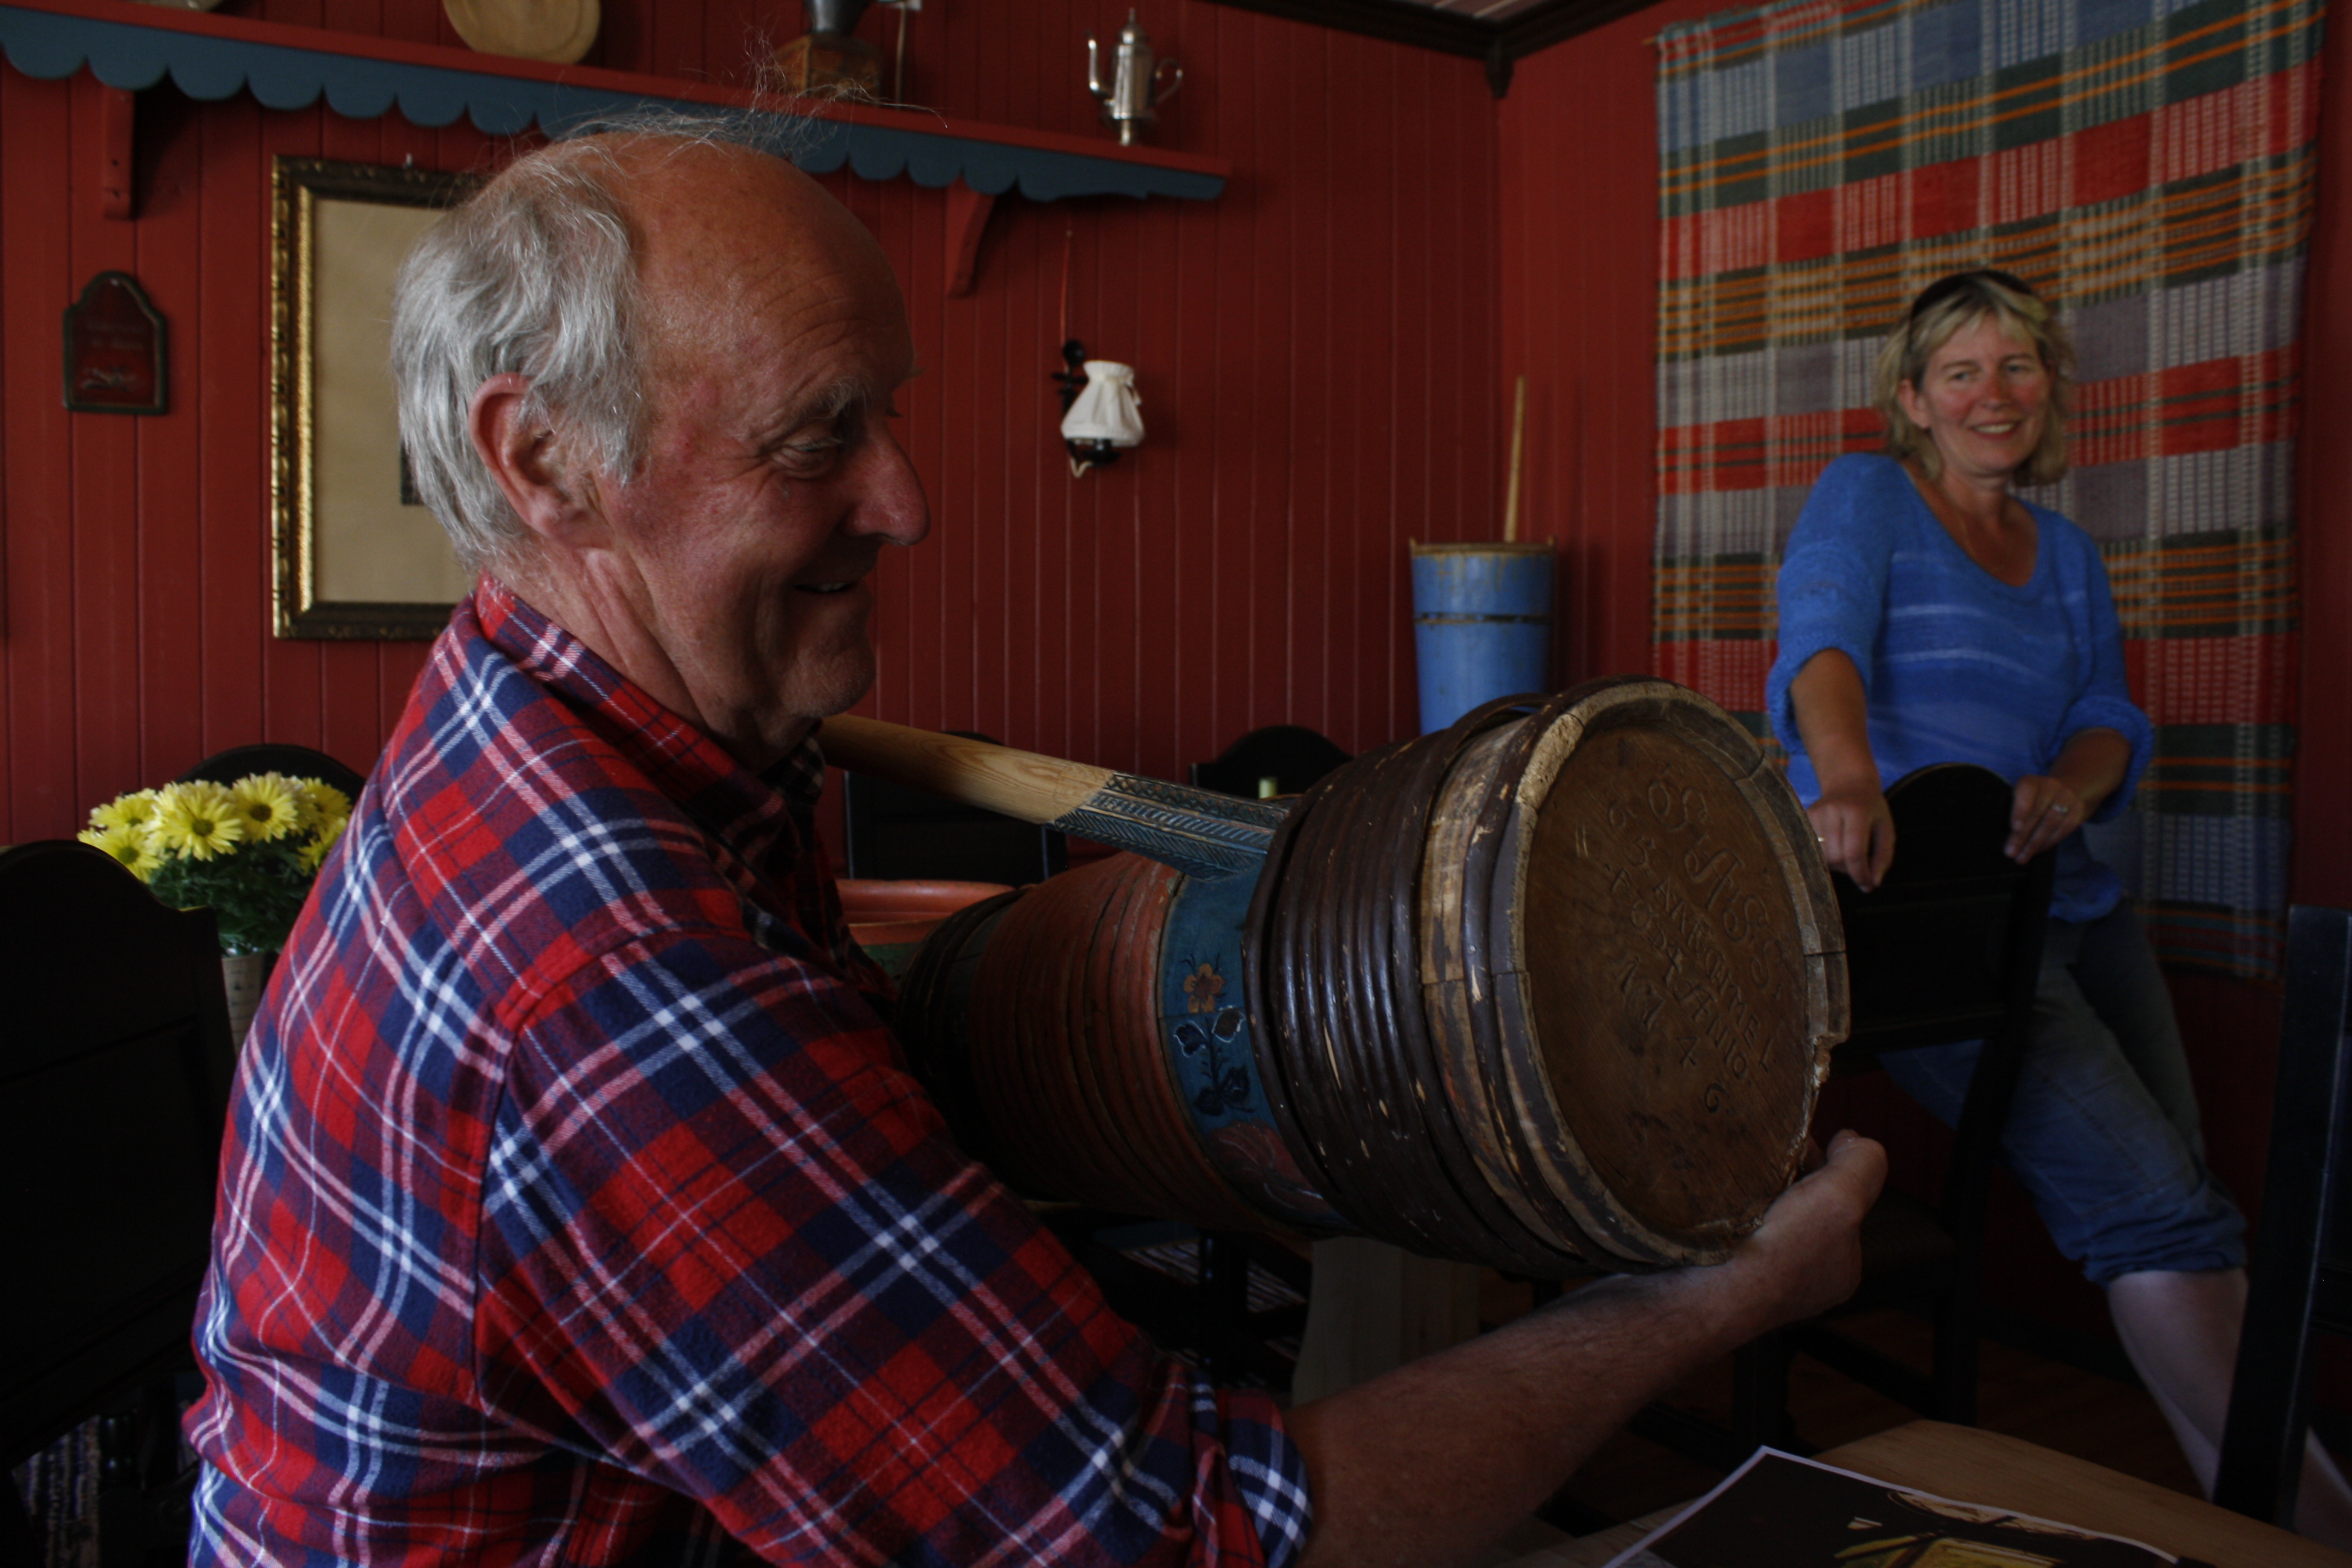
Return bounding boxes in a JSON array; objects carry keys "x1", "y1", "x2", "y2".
[
  {"x1": 1606, "y1": 1449, "x2": 2205, "y2": 1568},
  {"x1": 270, "y1": 156, "x2": 479, "y2": 639}
]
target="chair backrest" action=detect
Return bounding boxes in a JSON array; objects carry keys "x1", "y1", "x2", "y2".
[
  {"x1": 178, "y1": 742, "x2": 367, "y2": 803},
  {"x1": 1832, "y1": 763, "x2": 2056, "y2": 1069},
  {"x1": 842, "y1": 733, "x2": 1068, "y2": 886},
  {"x1": 1832, "y1": 764, "x2": 2055, "y2": 1255},
  {"x1": 1187, "y1": 725, "x2": 1351, "y2": 801},
  {"x1": 0, "y1": 841, "x2": 237, "y2": 1468},
  {"x1": 2216, "y1": 903, "x2": 2352, "y2": 1526}
]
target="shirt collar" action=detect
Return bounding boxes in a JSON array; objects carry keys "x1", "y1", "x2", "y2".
[{"x1": 471, "y1": 578, "x2": 825, "y2": 865}]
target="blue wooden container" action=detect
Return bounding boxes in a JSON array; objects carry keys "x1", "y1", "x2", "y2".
[{"x1": 1410, "y1": 541, "x2": 1556, "y2": 734}]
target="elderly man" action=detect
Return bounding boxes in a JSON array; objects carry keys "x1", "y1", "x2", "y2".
[{"x1": 187, "y1": 120, "x2": 1882, "y2": 1567}]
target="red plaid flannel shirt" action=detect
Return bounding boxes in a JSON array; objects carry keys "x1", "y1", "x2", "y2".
[{"x1": 186, "y1": 581, "x2": 1310, "y2": 1566}]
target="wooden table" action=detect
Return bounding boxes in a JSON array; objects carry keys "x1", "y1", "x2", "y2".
[{"x1": 1493, "y1": 1421, "x2": 2351, "y2": 1568}]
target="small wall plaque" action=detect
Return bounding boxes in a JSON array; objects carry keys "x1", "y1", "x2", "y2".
[{"x1": 63, "y1": 271, "x2": 166, "y2": 415}]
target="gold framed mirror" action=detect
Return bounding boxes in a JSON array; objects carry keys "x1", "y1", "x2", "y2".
[{"x1": 270, "y1": 156, "x2": 479, "y2": 639}]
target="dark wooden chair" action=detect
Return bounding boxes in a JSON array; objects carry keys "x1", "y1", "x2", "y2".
[
  {"x1": 1187, "y1": 725, "x2": 1350, "y2": 801},
  {"x1": 2215, "y1": 903, "x2": 2352, "y2": 1527},
  {"x1": 2, "y1": 841, "x2": 239, "y2": 1567},
  {"x1": 1632, "y1": 763, "x2": 2055, "y2": 1467},
  {"x1": 177, "y1": 742, "x2": 367, "y2": 804},
  {"x1": 842, "y1": 732, "x2": 1067, "y2": 886}
]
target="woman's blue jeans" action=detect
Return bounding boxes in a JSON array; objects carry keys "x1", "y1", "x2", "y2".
[{"x1": 1876, "y1": 902, "x2": 2246, "y2": 1284}]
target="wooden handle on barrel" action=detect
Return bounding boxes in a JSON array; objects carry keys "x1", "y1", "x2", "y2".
[{"x1": 820, "y1": 713, "x2": 1286, "y2": 880}]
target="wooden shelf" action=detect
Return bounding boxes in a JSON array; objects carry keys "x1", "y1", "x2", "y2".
[{"x1": 2, "y1": 0, "x2": 1228, "y2": 290}]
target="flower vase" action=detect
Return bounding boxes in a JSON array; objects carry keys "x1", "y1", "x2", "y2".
[{"x1": 222, "y1": 952, "x2": 269, "y2": 1049}]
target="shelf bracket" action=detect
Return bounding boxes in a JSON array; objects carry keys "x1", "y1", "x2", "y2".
[
  {"x1": 90, "y1": 82, "x2": 135, "y2": 221},
  {"x1": 945, "y1": 184, "x2": 997, "y2": 299}
]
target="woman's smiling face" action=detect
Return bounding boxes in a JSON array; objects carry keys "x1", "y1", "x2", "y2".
[{"x1": 1896, "y1": 312, "x2": 2051, "y2": 488}]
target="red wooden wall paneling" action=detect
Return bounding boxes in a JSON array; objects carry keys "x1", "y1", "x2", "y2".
[
  {"x1": 0, "y1": 1, "x2": 1504, "y2": 849},
  {"x1": 132, "y1": 83, "x2": 207, "y2": 789},
  {"x1": 5, "y1": 67, "x2": 77, "y2": 829},
  {"x1": 68, "y1": 73, "x2": 143, "y2": 802},
  {"x1": 2295, "y1": 0, "x2": 2352, "y2": 917},
  {"x1": 1498, "y1": 0, "x2": 1718, "y2": 693}
]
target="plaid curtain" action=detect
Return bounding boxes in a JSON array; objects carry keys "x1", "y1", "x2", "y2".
[{"x1": 1653, "y1": 0, "x2": 2324, "y2": 979}]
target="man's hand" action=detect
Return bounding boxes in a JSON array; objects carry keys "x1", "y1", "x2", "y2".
[
  {"x1": 1692, "y1": 1129, "x2": 1886, "y2": 1344},
  {"x1": 1285, "y1": 1132, "x2": 1884, "y2": 1568}
]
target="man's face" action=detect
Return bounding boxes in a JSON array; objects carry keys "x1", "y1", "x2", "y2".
[{"x1": 572, "y1": 146, "x2": 928, "y2": 770}]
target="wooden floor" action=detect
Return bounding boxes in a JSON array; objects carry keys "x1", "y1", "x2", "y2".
[{"x1": 1542, "y1": 1304, "x2": 2202, "y2": 1527}]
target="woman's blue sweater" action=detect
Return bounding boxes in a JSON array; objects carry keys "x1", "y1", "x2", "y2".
[{"x1": 1765, "y1": 453, "x2": 2152, "y2": 922}]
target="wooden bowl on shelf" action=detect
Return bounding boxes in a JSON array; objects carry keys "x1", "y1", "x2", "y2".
[{"x1": 443, "y1": 0, "x2": 599, "y2": 64}]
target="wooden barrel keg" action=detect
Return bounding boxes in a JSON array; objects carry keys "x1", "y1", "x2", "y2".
[
  {"x1": 1249, "y1": 678, "x2": 1844, "y2": 1271},
  {"x1": 863, "y1": 676, "x2": 1846, "y2": 1276}
]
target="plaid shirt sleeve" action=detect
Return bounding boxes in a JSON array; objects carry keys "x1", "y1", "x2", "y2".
[{"x1": 474, "y1": 913, "x2": 1310, "y2": 1565}]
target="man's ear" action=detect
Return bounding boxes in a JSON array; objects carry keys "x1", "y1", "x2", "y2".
[{"x1": 468, "y1": 373, "x2": 606, "y2": 548}]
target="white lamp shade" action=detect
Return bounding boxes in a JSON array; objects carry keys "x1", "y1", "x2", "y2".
[{"x1": 1060, "y1": 360, "x2": 1145, "y2": 447}]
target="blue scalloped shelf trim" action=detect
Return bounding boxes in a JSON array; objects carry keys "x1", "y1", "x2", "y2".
[{"x1": 0, "y1": 3, "x2": 1223, "y2": 201}]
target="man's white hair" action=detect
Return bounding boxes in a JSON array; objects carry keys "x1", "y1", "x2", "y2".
[{"x1": 388, "y1": 108, "x2": 784, "y2": 573}]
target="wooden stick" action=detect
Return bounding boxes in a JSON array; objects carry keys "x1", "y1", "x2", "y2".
[
  {"x1": 1503, "y1": 374, "x2": 1527, "y2": 543},
  {"x1": 822, "y1": 713, "x2": 1103, "y2": 822},
  {"x1": 820, "y1": 713, "x2": 1284, "y2": 879}
]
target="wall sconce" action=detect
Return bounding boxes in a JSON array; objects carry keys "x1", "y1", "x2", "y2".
[{"x1": 1052, "y1": 339, "x2": 1145, "y2": 477}]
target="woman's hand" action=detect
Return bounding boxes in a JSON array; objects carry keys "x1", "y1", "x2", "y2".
[
  {"x1": 2005, "y1": 774, "x2": 2086, "y2": 861},
  {"x1": 2005, "y1": 728, "x2": 2131, "y2": 863},
  {"x1": 1787, "y1": 650, "x2": 1897, "y2": 892},
  {"x1": 1808, "y1": 781, "x2": 1895, "y2": 892}
]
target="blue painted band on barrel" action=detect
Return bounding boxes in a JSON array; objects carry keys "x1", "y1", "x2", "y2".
[
  {"x1": 1411, "y1": 543, "x2": 1555, "y2": 735},
  {"x1": 1157, "y1": 867, "x2": 1347, "y2": 1233}
]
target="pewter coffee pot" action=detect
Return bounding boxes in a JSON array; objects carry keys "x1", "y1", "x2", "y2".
[{"x1": 1085, "y1": 10, "x2": 1181, "y2": 146}]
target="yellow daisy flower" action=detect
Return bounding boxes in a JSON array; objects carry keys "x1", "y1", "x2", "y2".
[
  {"x1": 302, "y1": 779, "x2": 353, "y2": 826},
  {"x1": 299, "y1": 812, "x2": 348, "y2": 873},
  {"x1": 78, "y1": 823, "x2": 159, "y2": 879},
  {"x1": 90, "y1": 788, "x2": 160, "y2": 833},
  {"x1": 148, "y1": 780, "x2": 245, "y2": 862},
  {"x1": 230, "y1": 774, "x2": 304, "y2": 843}
]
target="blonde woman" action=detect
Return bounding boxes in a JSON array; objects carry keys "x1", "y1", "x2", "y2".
[{"x1": 1768, "y1": 269, "x2": 2352, "y2": 1544}]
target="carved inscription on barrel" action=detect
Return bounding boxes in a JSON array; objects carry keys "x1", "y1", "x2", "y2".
[{"x1": 1518, "y1": 704, "x2": 1838, "y2": 1254}]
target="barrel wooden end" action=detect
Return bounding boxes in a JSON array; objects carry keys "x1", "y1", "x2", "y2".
[
  {"x1": 1259, "y1": 677, "x2": 1846, "y2": 1274},
  {"x1": 1477, "y1": 678, "x2": 1844, "y2": 1265}
]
